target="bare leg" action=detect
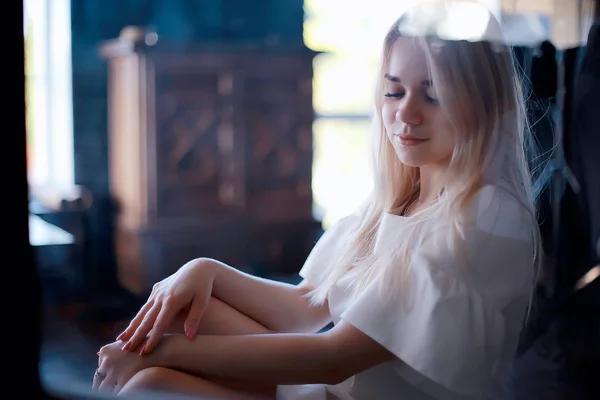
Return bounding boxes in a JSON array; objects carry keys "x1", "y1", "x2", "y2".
[
  {"x1": 145, "y1": 297, "x2": 276, "y2": 397},
  {"x1": 119, "y1": 367, "x2": 274, "y2": 399},
  {"x1": 166, "y1": 296, "x2": 273, "y2": 336}
]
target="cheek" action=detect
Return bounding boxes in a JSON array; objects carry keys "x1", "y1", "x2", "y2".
[
  {"x1": 381, "y1": 104, "x2": 395, "y2": 127},
  {"x1": 430, "y1": 117, "x2": 457, "y2": 154},
  {"x1": 438, "y1": 136, "x2": 456, "y2": 160}
]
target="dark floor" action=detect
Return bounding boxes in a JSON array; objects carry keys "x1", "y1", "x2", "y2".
[{"x1": 40, "y1": 301, "x2": 131, "y2": 399}]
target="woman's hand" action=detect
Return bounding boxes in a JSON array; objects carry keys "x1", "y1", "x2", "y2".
[
  {"x1": 117, "y1": 258, "x2": 219, "y2": 355},
  {"x1": 93, "y1": 340, "x2": 149, "y2": 395}
]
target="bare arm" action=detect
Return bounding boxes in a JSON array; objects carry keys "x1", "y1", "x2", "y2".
[
  {"x1": 207, "y1": 258, "x2": 331, "y2": 334},
  {"x1": 118, "y1": 258, "x2": 331, "y2": 354},
  {"x1": 144, "y1": 320, "x2": 396, "y2": 385}
]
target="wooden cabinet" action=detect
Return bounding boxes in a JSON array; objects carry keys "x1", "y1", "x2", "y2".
[{"x1": 99, "y1": 28, "x2": 322, "y2": 295}]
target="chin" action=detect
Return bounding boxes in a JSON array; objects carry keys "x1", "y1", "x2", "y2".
[
  {"x1": 394, "y1": 149, "x2": 430, "y2": 167},
  {"x1": 397, "y1": 158, "x2": 428, "y2": 167}
]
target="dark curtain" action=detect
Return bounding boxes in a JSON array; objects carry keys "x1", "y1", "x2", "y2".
[{"x1": 511, "y1": 13, "x2": 600, "y2": 399}]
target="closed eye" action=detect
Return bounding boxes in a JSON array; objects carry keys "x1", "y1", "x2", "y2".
[
  {"x1": 384, "y1": 92, "x2": 439, "y2": 105},
  {"x1": 384, "y1": 92, "x2": 404, "y2": 99},
  {"x1": 427, "y1": 95, "x2": 440, "y2": 105}
]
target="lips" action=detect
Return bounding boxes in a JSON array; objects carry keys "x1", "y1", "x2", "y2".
[{"x1": 393, "y1": 134, "x2": 429, "y2": 146}]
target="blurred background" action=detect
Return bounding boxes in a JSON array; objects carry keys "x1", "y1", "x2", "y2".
[{"x1": 24, "y1": 0, "x2": 599, "y2": 399}]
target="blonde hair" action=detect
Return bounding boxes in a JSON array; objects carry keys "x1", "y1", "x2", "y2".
[{"x1": 306, "y1": 5, "x2": 543, "y2": 306}]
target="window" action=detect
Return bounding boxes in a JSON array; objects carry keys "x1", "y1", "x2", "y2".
[
  {"x1": 304, "y1": 0, "x2": 554, "y2": 228},
  {"x1": 24, "y1": 0, "x2": 74, "y2": 190},
  {"x1": 304, "y1": 0, "x2": 403, "y2": 228}
]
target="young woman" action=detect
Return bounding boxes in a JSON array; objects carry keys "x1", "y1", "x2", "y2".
[{"x1": 93, "y1": 4, "x2": 542, "y2": 399}]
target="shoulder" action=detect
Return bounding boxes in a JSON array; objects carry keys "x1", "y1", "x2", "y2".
[
  {"x1": 433, "y1": 185, "x2": 536, "y2": 301},
  {"x1": 413, "y1": 185, "x2": 536, "y2": 286},
  {"x1": 467, "y1": 184, "x2": 535, "y2": 242},
  {"x1": 325, "y1": 214, "x2": 360, "y2": 234},
  {"x1": 375, "y1": 185, "x2": 535, "y2": 261},
  {"x1": 317, "y1": 214, "x2": 360, "y2": 247},
  {"x1": 416, "y1": 184, "x2": 535, "y2": 261},
  {"x1": 374, "y1": 185, "x2": 536, "y2": 316},
  {"x1": 304, "y1": 214, "x2": 358, "y2": 262},
  {"x1": 298, "y1": 214, "x2": 359, "y2": 283}
]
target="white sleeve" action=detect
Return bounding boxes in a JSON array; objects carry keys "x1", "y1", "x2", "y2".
[
  {"x1": 340, "y1": 249, "x2": 505, "y2": 398},
  {"x1": 340, "y1": 218, "x2": 534, "y2": 398},
  {"x1": 299, "y1": 215, "x2": 358, "y2": 285}
]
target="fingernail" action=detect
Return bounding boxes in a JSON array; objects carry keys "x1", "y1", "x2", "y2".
[
  {"x1": 116, "y1": 332, "x2": 125, "y2": 341},
  {"x1": 97, "y1": 351, "x2": 100, "y2": 356},
  {"x1": 121, "y1": 342, "x2": 131, "y2": 351},
  {"x1": 139, "y1": 345, "x2": 146, "y2": 356},
  {"x1": 186, "y1": 327, "x2": 195, "y2": 339}
]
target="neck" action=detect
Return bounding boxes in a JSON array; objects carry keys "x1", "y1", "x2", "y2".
[{"x1": 418, "y1": 164, "x2": 448, "y2": 202}]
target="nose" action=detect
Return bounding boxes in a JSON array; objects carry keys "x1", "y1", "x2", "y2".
[{"x1": 395, "y1": 95, "x2": 423, "y2": 126}]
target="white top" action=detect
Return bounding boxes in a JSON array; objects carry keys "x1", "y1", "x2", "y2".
[{"x1": 277, "y1": 185, "x2": 535, "y2": 400}]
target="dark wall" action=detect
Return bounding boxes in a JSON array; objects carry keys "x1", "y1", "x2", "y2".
[{"x1": 70, "y1": 0, "x2": 306, "y2": 292}]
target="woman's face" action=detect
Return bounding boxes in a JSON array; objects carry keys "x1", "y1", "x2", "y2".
[{"x1": 381, "y1": 38, "x2": 457, "y2": 168}]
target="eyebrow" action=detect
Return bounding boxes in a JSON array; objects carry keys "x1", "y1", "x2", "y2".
[{"x1": 384, "y1": 74, "x2": 432, "y2": 86}]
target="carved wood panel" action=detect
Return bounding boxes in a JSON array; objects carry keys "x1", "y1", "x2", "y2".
[
  {"x1": 154, "y1": 70, "x2": 244, "y2": 219},
  {"x1": 243, "y1": 74, "x2": 314, "y2": 220}
]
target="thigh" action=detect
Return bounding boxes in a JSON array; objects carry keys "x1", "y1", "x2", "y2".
[
  {"x1": 120, "y1": 367, "x2": 274, "y2": 400},
  {"x1": 167, "y1": 296, "x2": 273, "y2": 336}
]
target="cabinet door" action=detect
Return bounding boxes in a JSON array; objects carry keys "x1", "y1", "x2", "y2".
[
  {"x1": 152, "y1": 62, "x2": 246, "y2": 223},
  {"x1": 243, "y1": 60, "x2": 314, "y2": 222}
]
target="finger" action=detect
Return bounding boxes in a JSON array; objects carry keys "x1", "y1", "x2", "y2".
[
  {"x1": 114, "y1": 380, "x2": 125, "y2": 396},
  {"x1": 123, "y1": 302, "x2": 162, "y2": 352},
  {"x1": 98, "y1": 376, "x2": 117, "y2": 394},
  {"x1": 117, "y1": 300, "x2": 155, "y2": 342},
  {"x1": 92, "y1": 373, "x2": 101, "y2": 391},
  {"x1": 92, "y1": 369, "x2": 105, "y2": 391},
  {"x1": 184, "y1": 295, "x2": 210, "y2": 340},
  {"x1": 116, "y1": 300, "x2": 155, "y2": 341},
  {"x1": 141, "y1": 301, "x2": 182, "y2": 355}
]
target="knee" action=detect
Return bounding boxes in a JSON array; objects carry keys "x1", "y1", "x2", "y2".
[{"x1": 118, "y1": 367, "x2": 173, "y2": 396}]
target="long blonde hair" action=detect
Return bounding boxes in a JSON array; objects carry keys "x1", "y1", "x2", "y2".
[{"x1": 306, "y1": 5, "x2": 543, "y2": 305}]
